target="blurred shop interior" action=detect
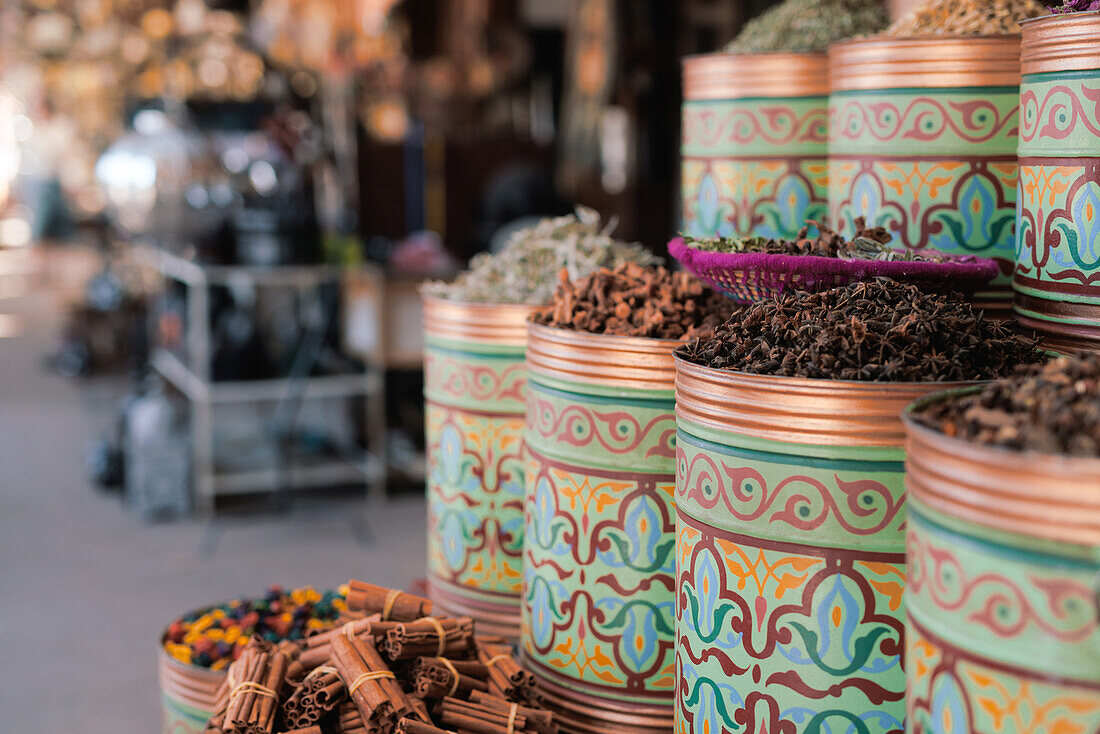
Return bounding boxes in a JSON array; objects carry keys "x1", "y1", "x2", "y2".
[{"x1": 0, "y1": 0, "x2": 783, "y2": 517}]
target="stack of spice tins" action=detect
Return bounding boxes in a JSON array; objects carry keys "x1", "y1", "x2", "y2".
[
  {"x1": 158, "y1": 586, "x2": 345, "y2": 734},
  {"x1": 903, "y1": 355, "x2": 1100, "y2": 732},
  {"x1": 420, "y1": 209, "x2": 658, "y2": 639},
  {"x1": 672, "y1": 281, "x2": 1041, "y2": 733},
  {"x1": 1015, "y1": 11, "x2": 1100, "y2": 352},
  {"x1": 521, "y1": 264, "x2": 734, "y2": 733},
  {"x1": 828, "y1": 0, "x2": 1048, "y2": 317},
  {"x1": 681, "y1": 0, "x2": 887, "y2": 239}
]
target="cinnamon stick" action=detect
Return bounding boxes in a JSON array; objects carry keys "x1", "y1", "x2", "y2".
[
  {"x1": 397, "y1": 719, "x2": 457, "y2": 734},
  {"x1": 383, "y1": 618, "x2": 475, "y2": 661},
  {"x1": 346, "y1": 580, "x2": 432, "y2": 621}
]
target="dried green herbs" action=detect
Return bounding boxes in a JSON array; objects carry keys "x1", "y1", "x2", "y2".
[
  {"x1": 683, "y1": 218, "x2": 946, "y2": 262},
  {"x1": 912, "y1": 354, "x2": 1100, "y2": 456},
  {"x1": 677, "y1": 280, "x2": 1041, "y2": 381},
  {"x1": 883, "y1": 0, "x2": 1048, "y2": 36},
  {"x1": 532, "y1": 263, "x2": 736, "y2": 340},
  {"x1": 422, "y1": 207, "x2": 660, "y2": 305},
  {"x1": 724, "y1": 0, "x2": 888, "y2": 54}
]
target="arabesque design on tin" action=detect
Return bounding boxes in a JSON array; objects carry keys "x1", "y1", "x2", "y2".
[
  {"x1": 676, "y1": 517, "x2": 906, "y2": 734},
  {"x1": 907, "y1": 621, "x2": 1100, "y2": 734},
  {"x1": 831, "y1": 96, "x2": 1017, "y2": 148},
  {"x1": 674, "y1": 430, "x2": 907, "y2": 733},
  {"x1": 523, "y1": 449, "x2": 677, "y2": 698},
  {"x1": 682, "y1": 98, "x2": 827, "y2": 239},
  {"x1": 527, "y1": 393, "x2": 676, "y2": 460},
  {"x1": 424, "y1": 346, "x2": 526, "y2": 604}
]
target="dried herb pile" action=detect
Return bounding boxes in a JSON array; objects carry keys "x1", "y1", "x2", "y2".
[
  {"x1": 677, "y1": 280, "x2": 1041, "y2": 381},
  {"x1": 422, "y1": 207, "x2": 659, "y2": 305},
  {"x1": 532, "y1": 263, "x2": 736, "y2": 340},
  {"x1": 1049, "y1": 0, "x2": 1100, "y2": 13},
  {"x1": 684, "y1": 218, "x2": 947, "y2": 263},
  {"x1": 883, "y1": 0, "x2": 1047, "y2": 36},
  {"x1": 912, "y1": 354, "x2": 1100, "y2": 456},
  {"x1": 724, "y1": 0, "x2": 888, "y2": 54}
]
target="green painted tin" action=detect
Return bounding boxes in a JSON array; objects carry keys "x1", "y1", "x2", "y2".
[
  {"x1": 522, "y1": 324, "x2": 678, "y2": 733},
  {"x1": 422, "y1": 295, "x2": 534, "y2": 639},
  {"x1": 158, "y1": 647, "x2": 223, "y2": 734},
  {"x1": 904, "y1": 393, "x2": 1100, "y2": 733},
  {"x1": 828, "y1": 37, "x2": 1021, "y2": 316},
  {"x1": 673, "y1": 358, "x2": 973, "y2": 734},
  {"x1": 1015, "y1": 13, "x2": 1100, "y2": 353},
  {"x1": 682, "y1": 52, "x2": 829, "y2": 239}
]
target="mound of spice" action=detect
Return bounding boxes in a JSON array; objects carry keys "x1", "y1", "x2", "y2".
[
  {"x1": 1050, "y1": 0, "x2": 1100, "y2": 13},
  {"x1": 422, "y1": 207, "x2": 659, "y2": 305},
  {"x1": 678, "y1": 280, "x2": 1041, "y2": 381},
  {"x1": 724, "y1": 0, "x2": 888, "y2": 54},
  {"x1": 162, "y1": 585, "x2": 345, "y2": 670},
  {"x1": 883, "y1": 0, "x2": 1047, "y2": 36},
  {"x1": 683, "y1": 218, "x2": 949, "y2": 263},
  {"x1": 532, "y1": 263, "x2": 735, "y2": 340},
  {"x1": 203, "y1": 578, "x2": 557, "y2": 734},
  {"x1": 911, "y1": 354, "x2": 1100, "y2": 456}
]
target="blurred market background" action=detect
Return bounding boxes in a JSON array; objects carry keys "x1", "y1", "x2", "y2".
[{"x1": 0, "y1": 0, "x2": 923, "y2": 730}]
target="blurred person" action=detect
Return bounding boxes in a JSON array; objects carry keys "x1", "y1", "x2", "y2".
[{"x1": 20, "y1": 98, "x2": 76, "y2": 242}]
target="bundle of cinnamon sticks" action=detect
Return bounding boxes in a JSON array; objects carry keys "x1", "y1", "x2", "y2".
[{"x1": 200, "y1": 579, "x2": 554, "y2": 734}]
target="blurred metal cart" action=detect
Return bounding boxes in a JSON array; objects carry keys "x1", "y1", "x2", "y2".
[{"x1": 133, "y1": 246, "x2": 387, "y2": 514}]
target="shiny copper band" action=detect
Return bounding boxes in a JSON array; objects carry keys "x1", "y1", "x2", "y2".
[
  {"x1": 683, "y1": 51, "x2": 829, "y2": 100},
  {"x1": 525, "y1": 323, "x2": 681, "y2": 392},
  {"x1": 904, "y1": 406, "x2": 1100, "y2": 546},
  {"x1": 422, "y1": 294, "x2": 536, "y2": 347},
  {"x1": 674, "y1": 356, "x2": 979, "y2": 447},
  {"x1": 158, "y1": 647, "x2": 224, "y2": 710},
  {"x1": 522, "y1": 657, "x2": 673, "y2": 734},
  {"x1": 1022, "y1": 11, "x2": 1100, "y2": 75},
  {"x1": 829, "y1": 36, "x2": 1021, "y2": 91},
  {"x1": 425, "y1": 580, "x2": 520, "y2": 641}
]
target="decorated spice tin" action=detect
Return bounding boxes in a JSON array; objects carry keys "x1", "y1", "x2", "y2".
[
  {"x1": 422, "y1": 295, "x2": 534, "y2": 640},
  {"x1": 682, "y1": 52, "x2": 829, "y2": 239},
  {"x1": 673, "y1": 358, "x2": 976, "y2": 734},
  {"x1": 903, "y1": 392, "x2": 1100, "y2": 733},
  {"x1": 522, "y1": 323, "x2": 678, "y2": 734},
  {"x1": 828, "y1": 36, "x2": 1021, "y2": 316},
  {"x1": 1015, "y1": 12, "x2": 1100, "y2": 352}
]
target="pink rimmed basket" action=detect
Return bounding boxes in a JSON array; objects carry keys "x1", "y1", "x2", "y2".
[{"x1": 669, "y1": 236, "x2": 1000, "y2": 304}]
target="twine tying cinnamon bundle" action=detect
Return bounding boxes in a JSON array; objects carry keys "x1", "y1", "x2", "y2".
[
  {"x1": 476, "y1": 642, "x2": 539, "y2": 706},
  {"x1": 412, "y1": 657, "x2": 489, "y2": 699},
  {"x1": 382, "y1": 617, "x2": 475, "y2": 661},
  {"x1": 205, "y1": 639, "x2": 290, "y2": 734},
  {"x1": 346, "y1": 581, "x2": 433, "y2": 621}
]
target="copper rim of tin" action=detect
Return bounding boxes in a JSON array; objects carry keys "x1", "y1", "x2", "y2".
[
  {"x1": 422, "y1": 293, "x2": 536, "y2": 347},
  {"x1": 525, "y1": 322, "x2": 682, "y2": 391},
  {"x1": 829, "y1": 35, "x2": 1020, "y2": 91},
  {"x1": 158, "y1": 646, "x2": 223, "y2": 710},
  {"x1": 903, "y1": 391, "x2": 1100, "y2": 546},
  {"x1": 674, "y1": 355, "x2": 982, "y2": 447},
  {"x1": 426, "y1": 581, "x2": 521, "y2": 640},
  {"x1": 682, "y1": 50, "x2": 829, "y2": 100},
  {"x1": 525, "y1": 665, "x2": 674, "y2": 734},
  {"x1": 1021, "y1": 11, "x2": 1100, "y2": 75}
]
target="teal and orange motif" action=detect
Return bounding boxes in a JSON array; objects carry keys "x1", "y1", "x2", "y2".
[
  {"x1": 682, "y1": 53, "x2": 829, "y2": 240},
  {"x1": 1015, "y1": 15, "x2": 1100, "y2": 352},
  {"x1": 828, "y1": 38, "x2": 1022, "y2": 314},
  {"x1": 906, "y1": 503, "x2": 1100, "y2": 734},
  {"x1": 675, "y1": 422, "x2": 907, "y2": 734},
  {"x1": 423, "y1": 298, "x2": 532, "y2": 638},
  {"x1": 522, "y1": 326, "x2": 678, "y2": 732}
]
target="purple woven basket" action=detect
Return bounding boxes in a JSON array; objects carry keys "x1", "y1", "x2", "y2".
[{"x1": 669, "y1": 237, "x2": 1001, "y2": 304}]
